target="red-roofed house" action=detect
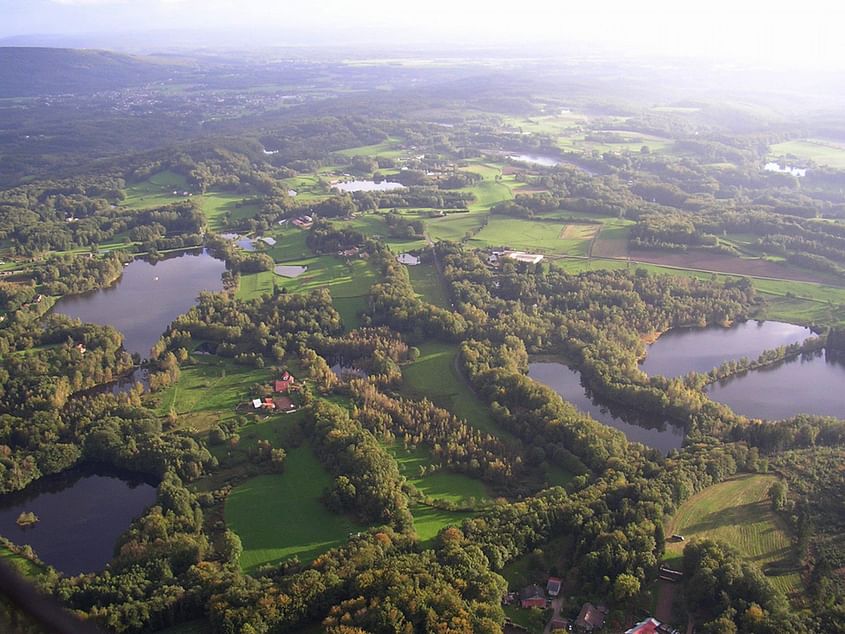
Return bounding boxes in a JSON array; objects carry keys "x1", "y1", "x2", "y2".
[
  {"x1": 519, "y1": 584, "x2": 546, "y2": 609},
  {"x1": 274, "y1": 371, "x2": 296, "y2": 393},
  {"x1": 625, "y1": 618, "x2": 679, "y2": 634}
]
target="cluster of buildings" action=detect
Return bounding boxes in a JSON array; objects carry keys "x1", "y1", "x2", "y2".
[
  {"x1": 249, "y1": 371, "x2": 298, "y2": 413},
  {"x1": 486, "y1": 250, "x2": 545, "y2": 266}
]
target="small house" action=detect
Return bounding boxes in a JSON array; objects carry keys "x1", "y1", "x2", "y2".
[
  {"x1": 397, "y1": 253, "x2": 421, "y2": 266},
  {"x1": 251, "y1": 398, "x2": 263, "y2": 409},
  {"x1": 274, "y1": 371, "x2": 296, "y2": 393},
  {"x1": 262, "y1": 397, "x2": 276, "y2": 410},
  {"x1": 575, "y1": 603, "x2": 607, "y2": 631},
  {"x1": 258, "y1": 236, "x2": 277, "y2": 246},
  {"x1": 546, "y1": 576, "x2": 562, "y2": 597},
  {"x1": 519, "y1": 584, "x2": 546, "y2": 609},
  {"x1": 625, "y1": 617, "x2": 679, "y2": 634}
]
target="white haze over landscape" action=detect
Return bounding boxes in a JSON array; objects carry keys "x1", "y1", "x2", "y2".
[{"x1": 2, "y1": 0, "x2": 845, "y2": 69}]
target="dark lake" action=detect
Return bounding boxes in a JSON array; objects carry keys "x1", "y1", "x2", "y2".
[
  {"x1": 52, "y1": 249, "x2": 226, "y2": 358},
  {"x1": 528, "y1": 361, "x2": 685, "y2": 453},
  {"x1": 0, "y1": 468, "x2": 156, "y2": 575},
  {"x1": 707, "y1": 349, "x2": 845, "y2": 420},
  {"x1": 639, "y1": 320, "x2": 813, "y2": 377}
]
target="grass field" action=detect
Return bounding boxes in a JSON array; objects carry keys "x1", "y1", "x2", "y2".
[
  {"x1": 197, "y1": 192, "x2": 260, "y2": 232},
  {"x1": 408, "y1": 263, "x2": 449, "y2": 307},
  {"x1": 274, "y1": 255, "x2": 377, "y2": 297},
  {"x1": 770, "y1": 139, "x2": 845, "y2": 169},
  {"x1": 664, "y1": 474, "x2": 800, "y2": 595},
  {"x1": 388, "y1": 444, "x2": 490, "y2": 505},
  {"x1": 426, "y1": 213, "x2": 488, "y2": 243},
  {"x1": 335, "y1": 136, "x2": 404, "y2": 158},
  {"x1": 401, "y1": 342, "x2": 511, "y2": 440},
  {"x1": 123, "y1": 170, "x2": 187, "y2": 209},
  {"x1": 468, "y1": 217, "x2": 595, "y2": 256},
  {"x1": 155, "y1": 355, "x2": 271, "y2": 430},
  {"x1": 225, "y1": 444, "x2": 362, "y2": 571},
  {"x1": 410, "y1": 503, "x2": 474, "y2": 546},
  {"x1": 236, "y1": 270, "x2": 275, "y2": 301}
]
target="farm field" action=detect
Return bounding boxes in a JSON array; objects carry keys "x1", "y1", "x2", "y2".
[
  {"x1": 274, "y1": 255, "x2": 377, "y2": 297},
  {"x1": 469, "y1": 216, "x2": 597, "y2": 256},
  {"x1": 426, "y1": 213, "x2": 488, "y2": 243},
  {"x1": 401, "y1": 342, "x2": 510, "y2": 440},
  {"x1": 335, "y1": 136, "x2": 404, "y2": 158},
  {"x1": 225, "y1": 444, "x2": 363, "y2": 571},
  {"x1": 335, "y1": 213, "x2": 429, "y2": 252},
  {"x1": 155, "y1": 355, "x2": 271, "y2": 431},
  {"x1": 769, "y1": 139, "x2": 845, "y2": 169},
  {"x1": 197, "y1": 192, "x2": 261, "y2": 232},
  {"x1": 664, "y1": 474, "x2": 800, "y2": 595},
  {"x1": 408, "y1": 262, "x2": 448, "y2": 307}
]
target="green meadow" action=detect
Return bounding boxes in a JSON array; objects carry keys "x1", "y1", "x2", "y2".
[
  {"x1": 155, "y1": 354, "x2": 271, "y2": 430},
  {"x1": 408, "y1": 262, "x2": 449, "y2": 307},
  {"x1": 226, "y1": 444, "x2": 363, "y2": 571},
  {"x1": 401, "y1": 342, "x2": 511, "y2": 440},
  {"x1": 387, "y1": 444, "x2": 490, "y2": 506},
  {"x1": 770, "y1": 139, "x2": 845, "y2": 169}
]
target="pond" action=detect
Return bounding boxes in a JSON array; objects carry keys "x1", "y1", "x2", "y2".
[
  {"x1": 52, "y1": 249, "x2": 226, "y2": 358},
  {"x1": 764, "y1": 162, "x2": 807, "y2": 177},
  {"x1": 236, "y1": 237, "x2": 257, "y2": 251},
  {"x1": 77, "y1": 368, "x2": 149, "y2": 397},
  {"x1": 528, "y1": 361, "x2": 685, "y2": 453},
  {"x1": 0, "y1": 467, "x2": 156, "y2": 575},
  {"x1": 639, "y1": 320, "x2": 813, "y2": 377},
  {"x1": 332, "y1": 180, "x2": 405, "y2": 192},
  {"x1": 507, "y1": 152, "x2": 560, "y2": 167},
  {"x1": 707, "y1": 349, "x2": 845, "y2": 420}
]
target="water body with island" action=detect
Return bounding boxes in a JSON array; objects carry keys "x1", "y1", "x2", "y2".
[
  {"x1": 641, "y1": 320, "x2": 844, "y2": 420},
  {"x1": 639, "y1": 320, "x2": 813, "y2": 377},
  {"x1": 528, "y1": 361, "x2": 685, "y2": 453},
  {"x1": 333, "y1": 180, "x2": 405, "y2": 193},
  {"x1": 0, "y1": 467, "x2": 156, "y2": 575},
  {"x1": 52, "y1": 249, "x2": 226, "y2": 358}
]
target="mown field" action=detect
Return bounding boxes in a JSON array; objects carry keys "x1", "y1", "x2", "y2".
[
  {"x1": 226, "y1": 443, "x2": 364, "y2": 571},
  {"x1": 664, "y1": 474, "x2": 800, "y2": 595},
  {"x1": 468, "y1": 216, "x2": 597, "y2": 256}
]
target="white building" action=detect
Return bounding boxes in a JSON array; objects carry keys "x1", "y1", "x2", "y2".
[
  {"x1": 397, "y1": 253, "x2": 421, "y2": 266},
  {"x1": 503, "y1": 251, "x2": 544, "y2": 265}
]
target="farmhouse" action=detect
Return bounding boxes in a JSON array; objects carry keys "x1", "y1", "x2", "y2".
[
  {"x1": 519, "y1": 584, "x2": 546, "y2": 609},
  {"x1": 625, "y1": 617, "x2": 679, "y2": 634},
  {"x1": 546, "y1": 576, "x2": 562, "y2": 597},
  {"x1": 274, "y1": 371, "x2": 296, "y2": 393},
  {"x1": 397, "y1": 253, "x2": 421, "y2": 266},
  {"x1": 504, "y1": 251, "x2": 544, "y2": 265},
  {"x1": 575, "y1": 603, "x2": 607, "y2": 631}
]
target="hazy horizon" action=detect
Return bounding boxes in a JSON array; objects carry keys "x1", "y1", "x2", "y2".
[{"x1": 2, "y1": 0, "x2": 845, "y2": 71}]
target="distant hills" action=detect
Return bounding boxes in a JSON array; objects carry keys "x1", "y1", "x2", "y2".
[{"x1": 0, "y1": 47, "x2": 177, "y2": 97}]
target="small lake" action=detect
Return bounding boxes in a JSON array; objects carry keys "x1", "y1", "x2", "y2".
[
  {"x1": 507, "y1": 153, "x2": 560, "y2": 167},
  {"x1": 236, "y1": 237, "x2": 257, "y2": 251},
  {"x1": 640, "y1": 320, "x2": 813, "y2": 377},
  {"x1": 528, "y1": 362, "x2": 685, "y2": 453},
  {"x1": 52, "y1": 249, "x2": 226, "y2": 358},
  {"x1": 764, "y1": 162, "x2": 807, "y2": 177},
  {"x1": 333, "y1": 180, "x2": 405, "y2": 193},
  {"x1": 77, "y1": 368, "x2": 149, "y2": 397},
  {"x1": 708, "y1": 349, "x2": 845, "y2": 420},
  {"x1": 0, "y1": 468, "x2": 156, "y2": 575}
]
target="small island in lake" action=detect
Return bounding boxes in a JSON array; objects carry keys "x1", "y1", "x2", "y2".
[{"x1": 16, "y1": 511, "x2": 38, "y2": 527}]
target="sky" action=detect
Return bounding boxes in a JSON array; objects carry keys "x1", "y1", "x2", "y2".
[{"x1": 2, "y1": 0, "x2": 845, "y2": 69}]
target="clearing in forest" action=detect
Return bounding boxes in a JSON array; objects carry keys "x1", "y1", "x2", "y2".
[{"x1": 664, "y1": 473, "x2": 801, "y2": 595}]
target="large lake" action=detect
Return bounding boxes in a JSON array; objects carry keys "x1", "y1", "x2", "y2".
[
  {"x1": 639, "y1": 320, "x2": 813, "y2": 377},
  {"x1": 528, "y1": 361, "x2": 685, "y2": 453},
  {"x1": 52, "y1": 249, "x2": 225, "y2": 358},
  {"x1": 708, "y1": 349, "x2": 845, "y2": 420},
  {"x1": 0, "y1": 468, "x2": 156, "y2": 575}
]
